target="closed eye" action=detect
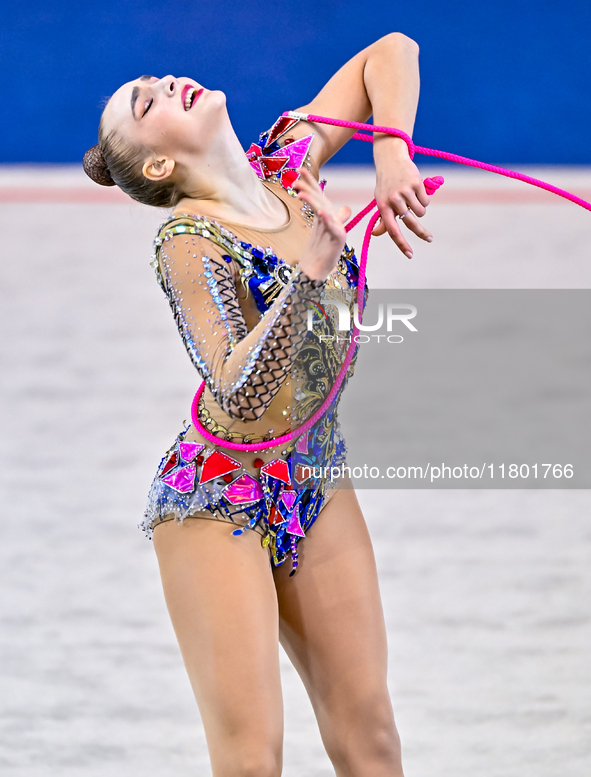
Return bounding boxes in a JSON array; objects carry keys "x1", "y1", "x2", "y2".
[{"x1": 142, "y1": 98, "x2": 153, "y2": 117}]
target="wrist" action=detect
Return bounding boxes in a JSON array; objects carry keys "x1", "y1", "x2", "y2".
[
  {"x1": 294, "y1": 262, "x2": 326, "y2": 286},
  {"x1": 373, "y1": 134, "x2": 412, "y2": 161}
]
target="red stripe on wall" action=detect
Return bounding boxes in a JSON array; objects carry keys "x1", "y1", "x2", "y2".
[
  {"x1": 0, "y1": 187, "x2": 131, "y2": 203},
  {"x1": 0, "y1": 186, "x2": 590, "y2": 205}
]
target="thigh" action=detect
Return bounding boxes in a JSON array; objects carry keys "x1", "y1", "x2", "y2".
[
  {"x1": 153, "y1": 510, "x2": 267, "y2": 538},
  {"x1": 154, "y1": 518, "x2": 283, "y2": 775},
  {"x1": 273, "y1": 483, "x2": 401, "y2": 767}
]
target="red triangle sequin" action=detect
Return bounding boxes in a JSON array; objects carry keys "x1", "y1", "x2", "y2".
[
  {"x1": 264, "y1": 116, "x2": 300, "y2": 148},
  {"x1": 259, "y1": 156, "x2": 289, "y2": 176},
  {"x1": 160, "y1": 449, "x2": 179, "y2": 477},
  {"x1": 294, "y1": 462, "x2": 314, "y2": 484},
  {"x1": 260, "y1": 458, "x2": 291, "y2": 485},
  {"x1": 269, "y1": 502, "x2": 285, "y2": 525},
  {"x1": 199, "y1": 450, "x2": 242, "y2": 485},
  {"x1": 246, "y1": 142, "x2": 263, "y2": 160}
]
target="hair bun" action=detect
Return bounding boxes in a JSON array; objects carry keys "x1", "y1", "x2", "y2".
[{"x1": 83, "y1": 144, "x2": 116, "y2": 186}]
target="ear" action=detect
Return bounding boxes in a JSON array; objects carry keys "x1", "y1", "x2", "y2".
[{"x1": 142, "y1": 157, "x2": 175, "y2": 182}]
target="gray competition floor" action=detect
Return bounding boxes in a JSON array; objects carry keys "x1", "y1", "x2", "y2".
[{"x1": 1, "y1": 164, "x2": 591, "y2": 776}]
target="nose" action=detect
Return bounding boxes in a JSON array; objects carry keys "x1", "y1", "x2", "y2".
[{"x1": 160, "y1": 75, "x2": 176, "y2": 95}]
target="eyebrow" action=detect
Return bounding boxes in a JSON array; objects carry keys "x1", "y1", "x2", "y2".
[{"x1": 130, "y1": 75, "x2": 155, "y2": 119}]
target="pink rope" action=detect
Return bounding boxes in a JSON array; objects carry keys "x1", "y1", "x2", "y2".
[
  {"x1": 191, "y1": 113, "x2": 591, "y2": 451},
  {"x1": 343, "y1": 198, "x2": 378, "y2": 230},
  {"x1": 302, "y1": 113, "x2": 591, "y2": 212}
]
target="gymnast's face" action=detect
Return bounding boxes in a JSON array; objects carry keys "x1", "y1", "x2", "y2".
[{"x1": 101, "y1": 75, "x2": 228, "y2": 174}]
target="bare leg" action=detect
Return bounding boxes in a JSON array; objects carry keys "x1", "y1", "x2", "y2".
[
  {"x1": 274, "y1": 481, "x2": 404, "y2": 777},
  {"x1": 153, "y1": 518, "x2": 284, "y2": 777}
]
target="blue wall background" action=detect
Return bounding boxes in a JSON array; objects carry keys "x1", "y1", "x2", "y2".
[{"x1": 2, "y1": 0, "x2": 589, "y2": 164}]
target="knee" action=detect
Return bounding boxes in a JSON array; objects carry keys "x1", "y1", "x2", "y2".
[
  {"x1": 323, "y1": 694, "x2": 402, "y2": 772},
  {"x1": 218, "y1": 745, "x2": 282, "y2": 777},
  {"x1": 237, "y1": 758, "x2": 281, "y2": 777},
  {"x1": 361, "y1": 721, "x2": 402, "y2": 765}
]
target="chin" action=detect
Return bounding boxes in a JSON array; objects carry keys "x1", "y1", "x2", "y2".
[{"x1": 205, "y1": 88, "x2": 227, "y2": 109}]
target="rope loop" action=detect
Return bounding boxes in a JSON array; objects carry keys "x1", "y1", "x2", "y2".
[
  {"x1": 190, "y1": 113, "x2": 591, "y2": 452},
  {"x1": 298, "y1": 113, "x2": 416, "y2": 160}
]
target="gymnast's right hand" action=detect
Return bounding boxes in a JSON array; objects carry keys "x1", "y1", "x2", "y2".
[{"x1": 293, "y1": 168, "x2": 352, "y2": 281}]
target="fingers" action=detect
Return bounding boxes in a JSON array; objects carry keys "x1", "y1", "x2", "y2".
[
  {"x1": 379, "y1": 208, "x2": 413, "y2": 258},
  {"x1": 296, "y1": 168, "x2": 434, "y2": 260},
  {"x1": 294, "y1": 169, "x2": 347, "y2": 228},
  {"x1": 371, "y1": 218, "x2": 387, "y2": 237},
  {"x1": 399, "y1": 211, "x2": 433, "y2": 242},
  {"x1": 337, "y1": 204, "x2": 352, "y2": 224},
  {"x1": 316, "y1": 208, "x2": 347, "y2": 242},
  {"x1": 293, "y1": 168, "x2": 326, "y2": 214},
  {"x1": 406, "y1": 192, "x2": 428, "y2": 218},
  {"x1": 372, "y1": 207, "x2": 433, "y2": 249},
  {"x1": 293, "y1": 167, "x2": 321, "y2": 198},
  {"x1": 394, "y1": 189, "x2": 428, "y2": 218},
  {"x1": 378, "y1": 189, "x2": 427, "y2": 220},
  {"x1": 414, "y1": 181, "x2": 431, "y2": 210},
  {"x1": 374, "y1": 187, "x2": 434, "y2": 250}
]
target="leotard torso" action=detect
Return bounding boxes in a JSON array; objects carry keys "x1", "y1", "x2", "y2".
[{"x1": 140, "y1": 120, "x2": 368, "y2": 573}]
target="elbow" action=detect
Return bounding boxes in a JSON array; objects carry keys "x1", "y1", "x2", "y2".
[
  {"x1": 219, "y1": 394, "x2": 268, "y2": 423},
  {"x1": 380, "y1": 31, "x2": 420, "y2": 54},
  {"x1": 224, "y1": 406, "x2": 267, "y2": 423}
]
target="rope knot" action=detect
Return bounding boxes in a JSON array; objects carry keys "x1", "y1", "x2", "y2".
[{"x1": 423, "y1": 176, "x2": 445, "y2": 195}]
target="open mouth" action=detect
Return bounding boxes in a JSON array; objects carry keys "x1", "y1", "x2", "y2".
[{"x1": 182, "y1": 85, "x2": 203, "y2": 111}]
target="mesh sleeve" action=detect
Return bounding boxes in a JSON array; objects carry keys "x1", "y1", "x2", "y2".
[{"x1": 156, "y1": 225, "x2": 324, "y2": 422}]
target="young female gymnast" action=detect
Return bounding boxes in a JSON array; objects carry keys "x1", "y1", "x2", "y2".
[{"x1": 83, "y1": 32, "x2": 433, "y2": 777}]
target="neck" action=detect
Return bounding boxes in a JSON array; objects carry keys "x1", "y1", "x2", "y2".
[{"x1": 175, "y1": 122, "x2": 285, "y2": 226}]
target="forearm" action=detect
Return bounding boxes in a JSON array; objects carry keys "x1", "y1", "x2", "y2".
[
  {"x1": 214, "y1": 266, "x2": 324, "y2": 421},
  {"x1": 363, "y1": 33, "x2": 421, "y2": 165},
  {"x1": 299, "y1": 33, "x2": 429, "y2": 253},
  {"x1": 157, "y1": 225, "x2": 324, "y2": 423},
  {"x1": 296, "y1": 32, "x2": 420, "y2": 167}
]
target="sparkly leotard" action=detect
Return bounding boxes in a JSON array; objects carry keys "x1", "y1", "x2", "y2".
[{"x1": 139, "y1": 117, "x2": 369, "y2": 573}]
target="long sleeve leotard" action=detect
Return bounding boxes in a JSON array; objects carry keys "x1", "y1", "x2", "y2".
[{"x1": 154, "y1": 218, "x2": 324, "y2": 424}]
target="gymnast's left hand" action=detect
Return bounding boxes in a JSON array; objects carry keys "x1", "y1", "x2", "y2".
[{"x1": 372, "y1": 152, "x2": 433, "y2": 259}]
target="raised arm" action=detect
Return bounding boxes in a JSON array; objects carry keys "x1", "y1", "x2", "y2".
[
  {"x1": 294, "y1": 34, "x2": 418, "y2": 164},
  {"x1": 290, "y1": 33, "x2": 433, "y2": 257}
]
